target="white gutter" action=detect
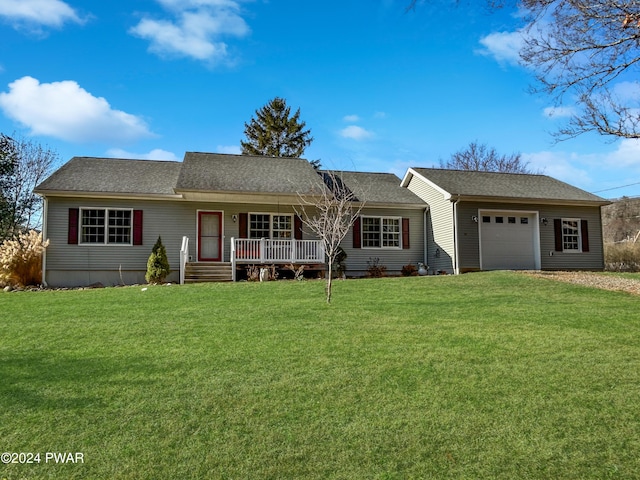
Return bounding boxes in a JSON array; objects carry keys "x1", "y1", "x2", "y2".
[
  {"x1": 41, "y1": 195, "x2": 49, "y2": 287},
  {"x1": 453, "y1": 196, "x2": 461, "y2": 275}
]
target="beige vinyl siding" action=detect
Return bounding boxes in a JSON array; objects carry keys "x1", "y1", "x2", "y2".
[
  {"x1": 44, "y1": 198, "x2": 321, "y2": 286},
  {"x1": 406, "y1": 176, "x2": 455, "y2": 274},
  {"x1": 340, "y1": 207, "x2": 425, "y2": 276},
  {"x1": 455, "y1": 202, "x2": 604, "y2": 271},
  {"x1": 539, "y1": 205, "x2": 604, "y2": 270},
  {"x1": 46, "y1": 197, "x2": 191, "y2": 286}
]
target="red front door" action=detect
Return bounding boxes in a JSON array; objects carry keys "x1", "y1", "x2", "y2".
[{"x1": 198, "y1": 212, "x2": 222, "y2": 261}]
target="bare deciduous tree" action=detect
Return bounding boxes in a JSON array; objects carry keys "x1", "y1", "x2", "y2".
[
  {"x1": 520, "y1": 0, "x2": 640, "y2": 140},
  {"x1": 0, "y1": 133, "x2": 58, "y2": 240},
  {"x1": 295, "y1": 170, "x2": 365, "y2": 303},
  {"x1": 408, "y1": 1, "x2": 640, "y2": 140},
  {"x1": 440, "y1": 141, "x2": 534, "y2": 173}
]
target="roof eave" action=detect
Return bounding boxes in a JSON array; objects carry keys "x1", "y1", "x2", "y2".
[
  {"x1": 450, "y1": 194, "x2": 612, "y2": 207},
  {"x1": 174, "y1": 188, "x2": 325, "y2": 204},
  {"x1": 34, "y1": 189, "x2": 185, "y2": 201},
  {"x1": 361, "y1": 201, "x2": 427, "y2": 209}
]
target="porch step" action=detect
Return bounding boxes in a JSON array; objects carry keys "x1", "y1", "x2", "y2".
[{"x1": 184, "y1": 262, "x2": 233, "y2": 283}]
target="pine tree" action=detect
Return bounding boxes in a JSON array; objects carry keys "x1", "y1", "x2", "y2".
[
  {"x1": 145, "y1": 236, "x2": 171, "y2": 284},
  {"x1": 241, "y1": 97, "x2": 314, "y2": 158}
]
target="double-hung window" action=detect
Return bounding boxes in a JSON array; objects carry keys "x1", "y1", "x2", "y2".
[
  {"x1": 80, "y1": 208, "x2": 132, "y2": 245},
  {"x1": 362, "y1": 216, "x2": 401, "y2": 248},
  {"x1": 561, "y1": 218, "x2": 581, "y2": 252},
  {"x1": 272, "y1": 215, "x2": 292, "y2": 238},
  {"x1": 249, "y1": 213, "x2": 293, "y2": 239}
]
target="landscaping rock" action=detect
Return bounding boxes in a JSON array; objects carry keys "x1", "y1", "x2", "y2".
[{"x1": 3, "y1": 285, "x2": 12, "y2": 292}]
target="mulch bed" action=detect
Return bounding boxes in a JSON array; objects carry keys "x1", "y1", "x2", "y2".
[{"x1": 521, "y1": 271, "x2": 640, "y2": 296}]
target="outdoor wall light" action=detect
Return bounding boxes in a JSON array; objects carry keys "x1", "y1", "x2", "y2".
[
  {"x1": 232, "y1": 214, "x2": 238, "y2": 223},
  {"x1": 541, "y1": 217, "x2": 548, "y2": 226},
  {"x1": 471, "y1": 215, "x2": 478, "y2": 223}
]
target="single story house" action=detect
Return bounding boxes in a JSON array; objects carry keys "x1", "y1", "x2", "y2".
[
  {"x1": 34, "y1": 152, "x2": 426, "y2": 286},
  {"x1": 34, "y1": 152, "x2": 609, "y2": 287}
]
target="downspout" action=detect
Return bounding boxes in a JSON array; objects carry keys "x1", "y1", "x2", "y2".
[
  {"x1": 423, "y1": 206, "x2": 429, "y2": 267},
  {"x1": 453, "y1": 195, "x2": 461, "y2": 275},
  {"x1": 41, "y1": 195, "x2": 49, "y2": 287}
]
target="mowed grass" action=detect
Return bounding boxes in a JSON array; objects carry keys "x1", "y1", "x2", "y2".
[{"x1": 1, "y1": 272, "x2": 639, "y2": 479}]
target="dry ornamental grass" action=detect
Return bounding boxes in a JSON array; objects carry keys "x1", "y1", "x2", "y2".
[{"x1": 0, "y1": 230, "x2": 48, "y2": 287}]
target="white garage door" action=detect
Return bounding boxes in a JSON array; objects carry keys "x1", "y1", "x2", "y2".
[{"x1": 480, "y1": 212, "x2": 537, "y2": 270}]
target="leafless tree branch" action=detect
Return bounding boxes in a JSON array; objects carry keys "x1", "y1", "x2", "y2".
[{"x1": 295, "y1": 171, "x2": 365, "y2": 303}]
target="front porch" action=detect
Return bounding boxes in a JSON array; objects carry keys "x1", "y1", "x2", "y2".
[{"x1": 179, "y1": 237, "x2": 325, "y2": 283}]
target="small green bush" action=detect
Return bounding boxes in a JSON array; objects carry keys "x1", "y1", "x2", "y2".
[{"x1": 145, "y1": 236, "x2": 171, "y2": 283}]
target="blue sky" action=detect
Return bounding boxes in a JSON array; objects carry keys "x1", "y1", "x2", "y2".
[{"x1": 0, "y1": 0, "x2": 638, "y2": 198}]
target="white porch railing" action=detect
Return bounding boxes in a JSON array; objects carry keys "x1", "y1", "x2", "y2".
[
  {"x1": 231, "y1": 237, "x2": 325, "y2": 281},
  {"x1": 179, "y1": 236, "x2": 189, "y2": 285}
]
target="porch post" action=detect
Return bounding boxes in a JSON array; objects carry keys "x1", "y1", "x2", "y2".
[{"x1": 231, "y1": 236, "x2": 236, "y2": 282}]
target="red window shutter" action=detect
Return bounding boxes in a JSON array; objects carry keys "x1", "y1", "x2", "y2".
[
  {"x1": 554, "y1": 219, "x2": 563, "y2": 252},
  {"x1": 239, "y1": 213, "x2": 248, "y2": 238},
  {"x1": 133, "y1": 210, "x2": 143, "y2": 245},
  {"x1": 402, "y1": 218, "x2": 410, "y2": 249},
  {"x1": 581, "y1": 220, "x2": 590, "y2": 252},
  {"x1": 353, "y1": 216, "x2": 361, "y2": 249},
  {"x1": 294, "y1": 215, "x2": 303, "y2": 240},
  {"x1": 68, "y1": 208, "x2": 79, "y2": 244}
]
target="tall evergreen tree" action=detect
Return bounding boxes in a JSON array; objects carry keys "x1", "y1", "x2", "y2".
[{"x1": 241, "y1": 97, "x2": 314, "y2": 159}]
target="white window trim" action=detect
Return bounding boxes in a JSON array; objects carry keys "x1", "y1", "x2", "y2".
[
  {"x1": 79, "y1": 207, "x2": 133, "y2": 246},
  {"x1": 248, "y1": 212, "x2": 293, "y2": 239},
  {"x1": 361, "y1": 215, "x2": 403, "y2": 250},
  {"x1": 561, "y1": 217, "x2": 582, "y2": 253}
]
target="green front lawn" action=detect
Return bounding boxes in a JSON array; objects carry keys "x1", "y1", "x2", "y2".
[{"x1": 1, "y1": 272, "x2": 639, "y2": 479}]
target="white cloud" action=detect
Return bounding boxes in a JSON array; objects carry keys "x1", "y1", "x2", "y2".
[
  {"x1": 0, "y1": 76, "x2": 154, "y2": 143},
  {"x1": 343, "y1": 114, "x2": 360, "y2": 122},
  {"x1": 543, "y1": 106, "x2": 576, "y2": 118},
  {"x1": 477, "y1": 30, "x2": 524, "y2": 66},
  {"x1": 0, "y1": 0, "x2": 83, "y2": 30},
  {"x1": 130, "y1": 0, "x2": 250, "y2": 63},
  {"x1": 605, "y1": 139, "x2": 640, "y2": 168},
  {"x1": 339, "y1": 125, "x2": 374, "y2": 141},
  {"x1": 613, "y1": 81, "x2": 640, "y2": 102},
  {"x1": 216, "y1": 144, "x2": 241, "y2": 154},
  {"x1": 522, "y1": 150, "x2": 594, "y2": 188},
  {"x1": 374, "y1": 111, "x2": 386, "y2": 119},
  {"x1": 106, "y1": 148, "x2": 179, "y2": 161}
]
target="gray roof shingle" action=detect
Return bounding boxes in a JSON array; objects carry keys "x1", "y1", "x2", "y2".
[
  {"x1": 176, "y1": 152, "x2": 326, "y2": 195},
  {"x1": 327, "y1": 171, "x2": 425, "y2": 205},
  {"x1": 409, "y1": 168, "x2": 608, "y2": 204},
  {"x1": 35, "y1": 157, "x2": 182, "y2": 196}
]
